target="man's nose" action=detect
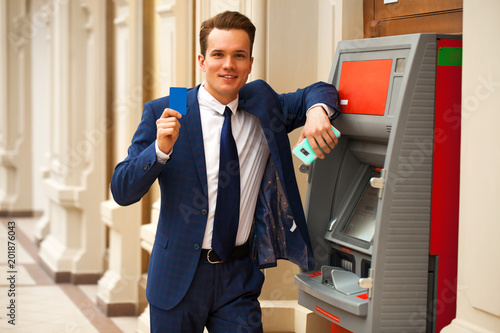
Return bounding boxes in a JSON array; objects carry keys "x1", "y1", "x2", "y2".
[{"x1": 222, "y1": 56, "x2": 235, "y2": 69}]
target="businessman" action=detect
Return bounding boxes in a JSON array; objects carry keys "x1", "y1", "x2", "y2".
[{"x1": 111, "y1": 10, "x2": 340, "y2": 333}]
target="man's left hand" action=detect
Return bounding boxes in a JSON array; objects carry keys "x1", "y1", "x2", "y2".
[{"x1": 294, "y1": 106, "x2": 339, "y2": 160}]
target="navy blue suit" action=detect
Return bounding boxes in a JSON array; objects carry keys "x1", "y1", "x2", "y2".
[{"x1": 111, "y1": 79, "x2": 339, "y2": 312}]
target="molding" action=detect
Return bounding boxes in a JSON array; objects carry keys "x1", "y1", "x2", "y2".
[
  {"x1": 140, "y1": 223, "x2": 156, "y2": 253},
  {"x1": 96, "y1": 295, "x2": 137, "y2": 317},
  {"x1": 156, "y1": 2, "x2": 175, "y2": 14},
  {"x1": 9, "y1": 12, "x2": 30, "y2": 49},
  {"x1": 0, "y1": 210, "x2": 42, "y2": 218},
  {"x1": 40, "y1": 258, "x2": 102, "y2": 284},
  {"x1": 79, "y1": 0, "x2": 93, "y2": 33},
  {"x1": 210, "y1": 0, "x2": 240, "y2": 13},
  {"x1": 71, "y1": 273, "x2": 102, "y2": 285},
  {"x1": 441, "y1": 318, "x2": 496, "y2": 333},
  {"x1": 39, "y1": 258, "x2": 71, "y2": 283}
]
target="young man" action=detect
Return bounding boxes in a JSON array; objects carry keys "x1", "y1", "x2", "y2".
[{"x1": 111, "y1": 11, "x2": 340, "y2": 333}]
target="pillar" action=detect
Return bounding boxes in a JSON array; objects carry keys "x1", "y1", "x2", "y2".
[
  {"x1": 38, "y1": 0, "x2": 107, "y2": 284},
  {"x1": 96, "y1": 0, "x2": 144, "y2": 316},
  {"x1": 0, "y1": 0, "x2": 32, "y2": 216},
  {"x1": 136, "y1": 0, "x2": 194, "y2": 330}
]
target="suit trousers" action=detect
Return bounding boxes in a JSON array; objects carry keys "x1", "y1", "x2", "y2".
[{"x1": 150, "y1": 255, "x2": 265, "y2": 333}]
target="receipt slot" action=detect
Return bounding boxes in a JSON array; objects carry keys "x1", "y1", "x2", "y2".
[{"x1": 295, "y1": 34, "x2": 462, "y2": 333}]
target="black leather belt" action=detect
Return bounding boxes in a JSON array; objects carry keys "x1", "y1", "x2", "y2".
[{"x1": 200, "y1": 241, "x2": 250, "y2": 264}]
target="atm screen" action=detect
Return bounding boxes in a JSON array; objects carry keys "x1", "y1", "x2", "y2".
[
  {"x1": 337, "y1": 59, "x2": 393, "y2": 116},
  {"x1": 341, "y1": 183, "x2": 378, "y2": 242}
]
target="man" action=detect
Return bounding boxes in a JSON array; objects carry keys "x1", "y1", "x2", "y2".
[{"x1": 111, "y1": 10, "x2": 340, "y2": 333}]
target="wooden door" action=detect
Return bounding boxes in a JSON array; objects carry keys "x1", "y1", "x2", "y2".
[{"x1": 364, "y1": 0, "x2": 463, "y2": 37}]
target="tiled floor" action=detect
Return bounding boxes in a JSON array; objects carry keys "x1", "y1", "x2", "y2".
[{"x1": 0, "y1": 217, "x2": 139, "y2": 333}]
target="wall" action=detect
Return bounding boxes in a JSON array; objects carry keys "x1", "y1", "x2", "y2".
[{"x1": 442, "y1": 0, "x2": 500, "y2": 331}]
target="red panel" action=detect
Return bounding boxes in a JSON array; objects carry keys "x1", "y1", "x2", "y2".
[
  {"x1": 338, "y1": 59, "x2": 393, "y2": 115},
  {"x1": 438, "y1": 38, "x2": 463, "y2": 48},
  {"x1": 331, "y1": 323, "x2": 353, "y2": 333},
  {"x1": 307, "y1": 271, "x2": 322, "y2": 278},
  {"x1": 431, "y1": 38, "x2": 462, "y2": 333}
]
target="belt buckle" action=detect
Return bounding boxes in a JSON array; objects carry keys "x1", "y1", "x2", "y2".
[{"x1": 207, "y1": 249, "x2": 223, "y2": 264}]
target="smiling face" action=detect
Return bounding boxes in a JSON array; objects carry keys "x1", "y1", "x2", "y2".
[{"x1": 198, "y1": 28, "x2": 253, "y2": 105}]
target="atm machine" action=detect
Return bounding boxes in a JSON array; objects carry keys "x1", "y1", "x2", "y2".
[{"x1": 295, "y1": 34, "x2": 462, "y2": 333}]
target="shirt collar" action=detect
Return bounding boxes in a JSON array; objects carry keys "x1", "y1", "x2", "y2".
[{"x1": 198, "y1": 82, "x2": 239, "y2": 116}]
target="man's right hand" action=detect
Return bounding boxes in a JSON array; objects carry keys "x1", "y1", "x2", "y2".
[{"x1": 156, "y1": 108, "x2": 182, "y2": 154}]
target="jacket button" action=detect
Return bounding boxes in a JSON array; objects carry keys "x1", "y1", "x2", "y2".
[
  {"x1": 201, "y1": 209, "x2": 208, "y2": 216},
  {"x1": 193, "y1": 243, "x2": 200, "y2": 251},
  {"x1": 142, "y1": 163, "x2": 150, "y2": 171}
]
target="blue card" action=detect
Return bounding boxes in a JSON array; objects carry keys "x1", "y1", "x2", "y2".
[{"x1": 169, "y1": 87, "x2": 187, "y2": 115}]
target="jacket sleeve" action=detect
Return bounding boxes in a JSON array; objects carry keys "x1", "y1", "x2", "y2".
[
  {"x1": 276, "y1": 80, "x2": 341, "y2": 133},
  {"x1": 110, "y1": 101, "x2": 166, "y2": 206}
]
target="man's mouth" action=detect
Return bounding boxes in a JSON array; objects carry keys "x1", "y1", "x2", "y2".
[{"x1": 221, "y1": 75, "x2": 237, "y2": 79}]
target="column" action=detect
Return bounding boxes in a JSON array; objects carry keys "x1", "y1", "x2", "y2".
[
  {"x1": 96, "y1": 0, "x2": 144, "y2": 317},
  {"x1": 0, "y1": 0, "x2": 32, "y2": 215},
  {"x1": 38, "y1": 0, "x2": 107, "y2": 284},
  {"x1": 137, "y1": 0, "x2": 194, "y2": 330},
  {"x1": 318, "y1": 0, "x2": 363, "y2": 81},
  {"x1": 30, "y1": 0, "x2": 56, "y2": 243},
  {"x1": 244, "y1": 0, "x2": 266, "y2": 81}
]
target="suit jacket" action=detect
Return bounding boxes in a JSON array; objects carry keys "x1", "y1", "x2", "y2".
[{"x1": 111, "y1": 79, "x2": 339, "y2": 310}]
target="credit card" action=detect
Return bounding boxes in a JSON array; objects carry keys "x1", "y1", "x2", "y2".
[{"x1": 169, "y1": 87, "x2": 187, "y2": 115}]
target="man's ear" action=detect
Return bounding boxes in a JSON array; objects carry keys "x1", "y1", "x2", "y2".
[
  {"x1": 198, "y1": 54, "x2": 206, "y2": 72},
  {"x1": 249, "y1": 56, "x2": 254, "y2": 74}
]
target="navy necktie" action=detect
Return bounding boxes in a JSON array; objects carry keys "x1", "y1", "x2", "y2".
[{"x1": 212, "y1": 106, "x2": 240, "y2": 261}]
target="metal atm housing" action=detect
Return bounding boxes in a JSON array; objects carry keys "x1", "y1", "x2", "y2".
[{"x1": 295, "y1": 34, "x2": 461, "y2": 332}]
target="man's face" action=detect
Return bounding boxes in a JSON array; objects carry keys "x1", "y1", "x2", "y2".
[{"x1": 198, "y1": 28, "x2": 253, "y2": 105}]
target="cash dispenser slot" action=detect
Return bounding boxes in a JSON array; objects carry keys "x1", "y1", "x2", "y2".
[
  {"x1": 296, "y1": 161, "x2": 380, "y2": 318},
  {"x1": 331, "y1": 249, "x2": 355, "y2": 272},
  {"x1": 295, "y1": 267, "x2": 369, "y2": 317}
]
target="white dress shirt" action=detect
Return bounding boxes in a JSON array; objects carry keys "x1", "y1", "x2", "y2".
[
  {"x1": 157, "y1": 83, "x2": 270, "y2": 249},
  {"x1": 156, "y1": 83, "x2": 334, "y2": 250},
  {"x1": 196, "y1": 84, "x2": 270, "y2": 249}
]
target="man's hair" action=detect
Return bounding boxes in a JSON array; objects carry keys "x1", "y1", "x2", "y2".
[{"x1": 199, "y1": 11, "x2": 256, "y2": 57}]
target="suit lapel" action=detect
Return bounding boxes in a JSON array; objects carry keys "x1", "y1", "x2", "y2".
[{"x1": 184, "y1": 85, "x2": 208, "y2": 196}]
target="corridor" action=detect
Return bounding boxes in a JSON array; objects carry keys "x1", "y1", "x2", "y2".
[{"x1": 0, "y1": 217, "x2": 138, "y2": 332}]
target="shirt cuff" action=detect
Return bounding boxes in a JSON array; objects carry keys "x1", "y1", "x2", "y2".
[
  {"x1": 155, "y1": 140, "x2": 172, "y2": 164},
  {"x1": 308, "y1": 103, "x2": 338, "y2": 119}
]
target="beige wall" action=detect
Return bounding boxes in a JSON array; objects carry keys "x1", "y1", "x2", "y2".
[{"x1": 442, "y1": 0, "x2": 500, "y2": 332}]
